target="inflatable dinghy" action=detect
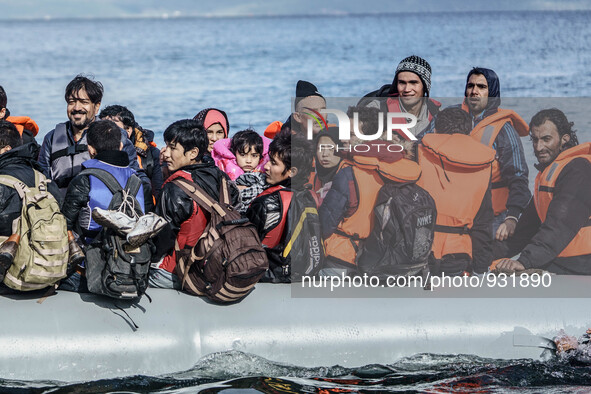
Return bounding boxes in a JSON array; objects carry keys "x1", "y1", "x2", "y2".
[{"x1": 1, "y1": 275, "x2": 590, "y2": 382}]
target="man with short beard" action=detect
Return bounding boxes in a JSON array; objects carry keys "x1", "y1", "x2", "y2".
[
  {"x1": 38, "y1": 75, "x2": 148, "y2": 200},
  {"x1": 495, "y1": 109, "x2": 591, "y2": 274}
]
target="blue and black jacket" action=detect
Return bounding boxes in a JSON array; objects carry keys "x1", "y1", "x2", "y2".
[{"x1": 61, "y1": 150, "x2": 151, "y2": 243}]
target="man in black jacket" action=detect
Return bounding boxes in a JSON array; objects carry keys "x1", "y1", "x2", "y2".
[
  {"x1": 0, "y1": 121, "x2": 61, "y2": 236},
  {"x1": 150, "y1": 119, "x2": 239, "y2": 289},
  {"x1": 495, "y1": 109, "x2": 591, "y2": 274},
  {"x1": 246, "y1": 133, "x2": 314, "y2": 282},
  {"x1": 0, "y1": 120, "x2": 61, "y2": 282}
]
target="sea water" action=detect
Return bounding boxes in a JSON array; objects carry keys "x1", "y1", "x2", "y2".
[
  {"x1": 3, "y1": 351, "x2": 591, "y2": 392},
  {"x1": 1, "y1": 11, "x2": 591, "y2": 142},
  {"x1": 1, "y1": 11, "x2": 591, "y2": 393}
]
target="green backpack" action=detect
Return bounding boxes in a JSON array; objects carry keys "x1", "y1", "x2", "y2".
[{"x1": 0, "y1": 171, "x2": 68, "y2": 291}]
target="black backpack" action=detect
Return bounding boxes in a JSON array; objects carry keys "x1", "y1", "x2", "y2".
[
  {"x1": 357, "y1": 182, "x2": 436, "y2": 280},
  {"x1": 81, "y1": 168, "x2": 151, "y2": 299},
  {"x1": 280, "y1": 187, "x2": 325, "y2": 282}
]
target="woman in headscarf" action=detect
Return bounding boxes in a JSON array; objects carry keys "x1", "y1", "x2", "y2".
[
  {"x1": 160, "y1": 108, "x2": 230, "y2": 180},
  {"x1": 193, "y1": 108, "x2": 230, "y2": 153},
  {"x1": 311, "y1": 126, "x2": 343, "y2": 203}
]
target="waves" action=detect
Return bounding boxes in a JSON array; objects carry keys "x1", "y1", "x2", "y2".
[{"x1": 3, "y1": 351, "x2": 591, "y2": 392}]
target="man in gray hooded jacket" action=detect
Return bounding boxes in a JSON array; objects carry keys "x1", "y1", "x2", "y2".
[{"x1": 420, "y1": 67, "x2": 530, "y2": 242}]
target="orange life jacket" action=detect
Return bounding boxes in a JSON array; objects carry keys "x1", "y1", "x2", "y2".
[
  {"x1": 462, "y1": 103, "x2": 529, "y2": 215},
  {"x1": 324, "y1": 156, "x2": 421, "y2": 266},
  {"x1": 160, "y1": 170, "x2": 209, "y2": 273},
  {"x1": 386, "y1": 97, "x2": 441, "y2": 140},
  {"x1": 534, "y1": 142, "x2": 591, "y2": 258},
  {"x1": 417, "y1": 133, "x2": 495, "y2": 259},
  {"x1": 256, "y1": 185, "x2": 293, "y2": 249},
  {"x1": 6, "y1": 116, "x2": 39, "y2": 137},
  {"x1": 132, "y1": 128, "x2": 158, "y2": 204},
  {"x1": 264, "y1": 121, "x2": 283, "y2": 139}
]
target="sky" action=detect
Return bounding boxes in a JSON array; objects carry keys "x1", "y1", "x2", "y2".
[{"x1": 1, "y1": 0, "x2": 591, "y2": 20}]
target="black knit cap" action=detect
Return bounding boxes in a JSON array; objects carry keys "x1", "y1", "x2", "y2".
[
  {"x1": 295, "y1": 80, "x2": 324, "y2": 108},
  {"x1": 390, "y1": 55, "x2": 432, "y2": 96}
]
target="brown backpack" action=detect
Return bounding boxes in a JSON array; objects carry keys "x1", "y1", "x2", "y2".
[{"x1": 172, "y1": 177, "x2": 268, "y2": 303}]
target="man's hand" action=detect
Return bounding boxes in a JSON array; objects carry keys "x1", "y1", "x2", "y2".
[
  {"x1": 494, "y1": 258, "x2": 525, "y2": 272},
  {"x1": 495, "y1": 217, "x2": 518, "y2": 241},
  {"x1": 555, "y1": 334, "x2": 579, "y2": 354}
]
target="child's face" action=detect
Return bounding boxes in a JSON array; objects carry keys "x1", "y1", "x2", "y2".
[
  {"x1": 264, "y1": 153, "x2": 290, "y2": 185},
  {"x1": 102, "y1": 115, "x2": 133, "y2": 138},
  {"x1": 235, "y1": 145, "x2": 261, "y2": 173}
]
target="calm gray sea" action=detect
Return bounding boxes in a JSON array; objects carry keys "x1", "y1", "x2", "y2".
[
  {"x1": 1, "y1": 11, "x2": 591, "y2": 393},
  {"x1": 1, "y1": 11, "x2": 591, "y2": 143}
]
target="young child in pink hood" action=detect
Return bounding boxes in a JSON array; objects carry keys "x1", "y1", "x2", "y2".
[
  {"x1": 212, "y1": 129, "x2": 271, "y2": 213},
  {"x1": 212, "y1": 129, "x2": 271, "y2": 180}
]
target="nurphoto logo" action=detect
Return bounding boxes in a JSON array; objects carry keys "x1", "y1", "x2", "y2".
[{"x1": 303, "y1": 108, "x2": 417, "y2": 153}]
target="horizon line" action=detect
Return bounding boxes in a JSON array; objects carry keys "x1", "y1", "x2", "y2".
[{"x1": 1, "y1": 9, "x2": 590, "y2": 22}]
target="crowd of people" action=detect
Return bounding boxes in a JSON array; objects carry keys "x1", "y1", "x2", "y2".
[{"x1": 0, "y1": 53, "x2": 590, "y2": 295}]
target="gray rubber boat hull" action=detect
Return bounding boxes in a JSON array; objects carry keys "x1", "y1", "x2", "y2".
[{"x1": 1, "y1": 275, "x2": 589, "y2": 382}]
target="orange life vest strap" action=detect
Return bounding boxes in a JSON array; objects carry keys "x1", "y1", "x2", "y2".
[{"x1": 260, "y1": 186, "x2": 293, "y2": 249}]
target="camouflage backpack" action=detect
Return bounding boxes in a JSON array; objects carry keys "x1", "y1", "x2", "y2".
[{"x1": 0, "y1": 171, "x2": 68, "y2": 291}]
